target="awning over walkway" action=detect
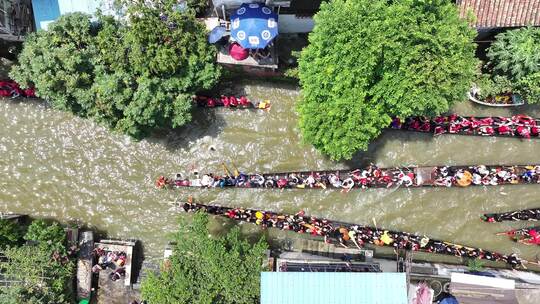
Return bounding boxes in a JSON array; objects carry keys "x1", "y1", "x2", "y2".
[
  {"x1": 260, "y1": 272, "x2": 407, "y2": 304},
  {"x1": 451, "y1": 273, "x2": 518, "y2": 304}
]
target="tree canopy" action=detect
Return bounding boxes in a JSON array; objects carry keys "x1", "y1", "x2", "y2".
[
  {"x1": 297, "y1": 0, "x2": 478, "y2": 160},
  {"x1": 24, "y1": 219, "x2": 68, "y2": 255},
  {"x1": 0, "y1": 219, "x2": 74, "y2": 304},
  {"x1": 141, "y1": 212, "x2": 268, "y2": 304},
  {"x1": 10, "y1": 0, "x2": 221, "y2": 138}
]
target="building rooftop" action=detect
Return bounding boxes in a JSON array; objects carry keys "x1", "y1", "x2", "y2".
[
  {"x1": 457, "y1": 0, "x2": 540, "y2": 29},
  {"x1": 260, "y1": 272, "x2": 407, "y2": 304}
]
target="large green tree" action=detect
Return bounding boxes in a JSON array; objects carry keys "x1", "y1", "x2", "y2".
[
  {"x1": 11, "y1": 0, "x2": 220, "y2": 138},
  {"x1": 297, "y1": 0, "x2": 478, "y2": 160},
  {"x1": 9, "y1": 13, "x2": 97, "y2": 114},
  {"x1": 141, "y1": 212, "x2": 268, "y2": 304},
  {"x1": 0, "y1": 246, "x2": 74, "y2": 304}
]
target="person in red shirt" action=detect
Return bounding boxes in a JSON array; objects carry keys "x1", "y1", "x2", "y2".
[
  {"x1": 531, "y1": 126, "x2": 539, "y2": 137},
  {"x1": 238, "y1": 96, "x2": 251, "y2": 107},
  {"x1": 497, "y1": 124, "x2": 512, "y2": 135},
  {"x1": 229, "y1": 96, "x2": 238, "y2": 107},
  {"x1": 206, "y1": 98, "x2": 216, "y2": 107},
  {"x1": 516, "y1": 125, "x2": 530, "y2": 138},
  {"x1": 520, "y1": 229, "x2": 540, "y2": 245},
  {"x1": 221, "y1": 95, "x2": 230, "y2": 107}
]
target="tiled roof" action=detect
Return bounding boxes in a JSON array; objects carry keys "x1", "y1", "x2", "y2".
[{"x1": 457, "y1": 0, "x2": 540, "y2": 28}]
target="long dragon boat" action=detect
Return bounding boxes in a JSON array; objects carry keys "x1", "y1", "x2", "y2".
[
  {"x1": 391, "y1": 114, "x2": 540, "y2": 138},
  {"x1": 192, "y1": 101, "x2": 539, "y2": 139},
  {"x1": 156, "y1": 164, "x2": 540, "y2": 190},
  {"x1": 179, "y1": 199, "x2": 526, "y2": 268},
  {"x1": 482, "y1": 207, "x2": 540, "y2": 222}
]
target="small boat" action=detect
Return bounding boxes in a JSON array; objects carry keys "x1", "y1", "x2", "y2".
[
  {"x1": 0, "y1": 79, "x2": 35, "y2": 98},
  {"x1": 468, "y1": 86, "x2": 525, "y2": 107},
  {"x1": 194, "y1": 95, "x2": 270, "y2": 110},
  {"x1": 482, "y1": 207, "x2": 540, "y2": 222},
  {"x1": 179, "y1": 199, "x2": 527, "y2": 268},
  {"x1": 156, "y1": 164, "x2": 540, "y2": 190},
  {"x1": 390, "y1": 114, "x2": 540, "y2": 139},
  {"x1": 496, "y1": 226, "x2": 540, "y2": 246}
]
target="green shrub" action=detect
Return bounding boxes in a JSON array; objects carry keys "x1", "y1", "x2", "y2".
[
  {"x1": 24, "y1": 219, "x2": 67, "y2": 255},
  {"x1": 297, "y1": 0, "x2": 478, "y2": 160},
  {"x1": 474, "y1": 74, "x2": 515, "y2": 100},
  {"x1": 0, "y1": 245, "x2": 74, "y2": 304},
  {"x1": 485, "y1": 27, "x2": 540, "y2": 103},
  {"x1": 141, "y1": 212, "x2": 268, "y2": 304},
  {"x1": 487, "y1": 27, "x2": 540, "y2": 82},
  {"x1": 0, "y1": 219, "x2": 24, "y2": 249},
  {"x1": 517, "y1": 72, "x2": 540, "y2": 103},
  {"x1": 11, "y1": 0, "x2": 221, "y2": 138}
]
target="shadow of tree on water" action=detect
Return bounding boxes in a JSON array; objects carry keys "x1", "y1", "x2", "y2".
[{"x1": 340, "y1": 129, "x2": 435, "y2": 169}]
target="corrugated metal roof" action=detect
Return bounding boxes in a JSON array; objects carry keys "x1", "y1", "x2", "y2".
[
  {"x1": 260, "y1": 272, "x2": 407, "y2": 304},
  {"x1": 457, "y1": 0, "x2": 540, "y2": 28}
]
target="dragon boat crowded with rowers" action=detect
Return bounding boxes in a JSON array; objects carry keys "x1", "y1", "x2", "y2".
[
  {"x1": 156, "y1": 163, "x2": 540, "y2": 190},
  {"x1": 178, "y1": 198, "x2": 528, "y2": 268},
  {"x1": 391, "y1": 114, "x2": 540, "y2": 138},
  {"x1": 193, "y1": 95, "x2": 271, "y2": 110}
]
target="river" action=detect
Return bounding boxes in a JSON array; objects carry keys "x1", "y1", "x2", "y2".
[{"x1": 1, "y1": 80, "x2": 540, "y2": 262}]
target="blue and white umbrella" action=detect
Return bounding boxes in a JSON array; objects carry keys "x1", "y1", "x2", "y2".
[{"x1": 230, "y1": 3, "x2": 278, "y2": 49}]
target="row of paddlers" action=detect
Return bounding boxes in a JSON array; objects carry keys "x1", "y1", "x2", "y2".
[
  {"x1": 482, "y1": 207, "x2": 540, "y2": 246},
  {"x1": 180, "y1": 199, "x2": 531, "y2": 268},
  {"x1": 6, "y1": 86, "x2": 539, "y2": 140},
  {"x1": 196, "y1": 97, "x2": 540, "y2": 139},
  {"x1": 156, "y1": 164, "x2": 540, "y2": 190},
  {"x1": 391, "y1": 114, "x2": 540, "y2": 138}
]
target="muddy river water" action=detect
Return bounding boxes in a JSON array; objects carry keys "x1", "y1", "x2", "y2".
[{"x1": 1, "y1": 80, "x2": 540, "y2": 261}]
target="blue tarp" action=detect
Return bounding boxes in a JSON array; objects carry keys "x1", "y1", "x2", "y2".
[{"x1": 261, "y1": 272, "x2": 407, "y2": 304}]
